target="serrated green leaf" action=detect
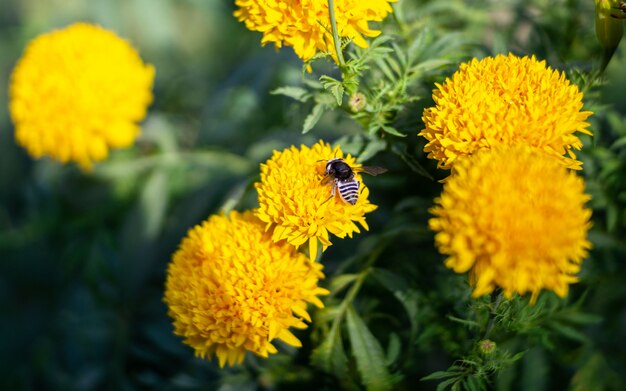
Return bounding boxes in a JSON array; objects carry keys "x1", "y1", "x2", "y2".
[
  {"x1": 311, "y1": 321, "x2": 349, "y2": 380},
  {"x1": 333, "y1": 86, "x2": 345, "y2": 106},
  {"x1": 319, "y1": 75, "x2": 344, "y2": 106},
  {"x1": 270, "y1": 86, "x2": 310, "y2": 102},
  {"x1": 346, "y1": 306, "x2": 394, "y2": 391},
  {"x1": 303, "y1": 103, "x2": 326, "y2": 134}
]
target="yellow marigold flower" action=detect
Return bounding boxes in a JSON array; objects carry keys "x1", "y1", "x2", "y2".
[
  {"x1": 429, "y1": 146, "x2": 592, "y2": 303},
  {"x1": 255, "y1": 141, "x2": 378, "y2": 261},
  {"x1": 164, "y1": 211, "x2": 329, "y2": 368},
  {"x1": 233, "y1": 0, "x2": 396, "y2": 64},
  {"x1": 419, "y1": 54, "x2": 592, "y2": 170},
  {"x1": 9, "y1": 23, "x2": 155, "y2": 170}
]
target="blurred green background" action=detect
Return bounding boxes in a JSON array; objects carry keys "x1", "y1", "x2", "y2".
[{"x1": 1, "y1": 0, "x2": 626, "y2": 390}]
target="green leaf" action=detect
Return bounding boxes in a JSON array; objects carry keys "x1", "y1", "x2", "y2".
[
  {"x1": 375, "y1": 57, "x2": 397, "y2": 82},
  {"x1": 570, "y1": 352, "x2": 622, "y2": 391},
  {"x1": 521, "y1": 348, "x2": 548, "y2": 391},
  {"x1": 413, "y1": 59, "x2": 452, "y2": 73},
  {"x1": 333, "y1": 135, "x2": 366, "y2": 157},
  {"x1": 465, "y1": 375, "x2": 486, "y2": 391},
  {"x1": 357, "y1": 139, "x2": 387, "y2": 163},
  {"x1": 380, "y1": 125, "x2": 406, "y2": 137},
  {"x1": 310, "y1": 321, "x2": 349, "y2": 381},
  {"x1": 328, "y1": 273, "x2": 360, "y2": 297},
  {"x1": 547, "y1": 320, "x2": 590, "y2": 344},
  {"x1": 510, "y1": 351, "x2": 526, "y2": 362},
  {"x1": 302, "y1": 103, "x2": 326, "y2": 134},
  {"x1": 437, "y1": 378, "x2": 461, "y2": 391},
  {"x1": 391, "y1": 142, "x2": 433, "y2": 180},
  {"x1": 421, "y1": 371, "x2": 458, "y2": 381},
  {"x1": 346, "y1": 306, "x2": 394, "y2": 391},
  {"x1": 319, "y1": 75, "x2": 344, "y2": 106},
  {"x1": 385, "y1": 332, "x2": 401, "y2": 366},
  {"x1": 370, "y1": 268, "x2": 419, "y2": 343},
  {"x1": 559, "y1": 312, "x2": 602, "y2": 325},
  {"x1": 140, "y1": 168, "x2": 169, "y2": 239},
  {"x1": 447, "y1": 315, "x2": 480, "y2": 329},
  {"x1": 610, "y1": 135, "x2": 626, "y2": 149},
  {"x1": 270, "y1": 86, "x2": 310, "y2": 102},
  {"x1": 219, "y1": 178, "x2": 253, "y2": 214}
]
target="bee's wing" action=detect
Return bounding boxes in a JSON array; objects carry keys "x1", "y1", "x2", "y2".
[{"x1": 357, "y1": 166, "x2": 388, "y2": 176}]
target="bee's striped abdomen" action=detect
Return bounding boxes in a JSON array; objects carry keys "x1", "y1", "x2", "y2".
[{"x1": 337, "y1": 179, "x2": 360, "y2": 205}]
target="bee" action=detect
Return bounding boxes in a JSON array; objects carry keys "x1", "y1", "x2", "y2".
[{"x1": 321, "y1": 158, "x2": 387, "y2": 205}]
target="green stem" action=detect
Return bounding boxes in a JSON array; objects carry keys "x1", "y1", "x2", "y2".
[
  {"x1": 483, "y1": 289, "x2": 503, "y2": 340},
  {"x1": 328, "y1": 0, "x2": 346, "y2": 67}
]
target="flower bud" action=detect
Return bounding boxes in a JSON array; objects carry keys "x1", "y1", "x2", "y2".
[
  {"x1": 595, "y1": 0, "x2": 624, "y2": 51},
  {"x1": 478, "y1": 339, "x2": 496, "y2": 355},
  {"x1": 349, "y1": 92, "x2": 367, "y2": 112}
]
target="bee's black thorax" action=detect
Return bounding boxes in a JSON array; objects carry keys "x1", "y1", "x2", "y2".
[{"x1": 326, "y1": 159, "x2": 354, "y2": 181}]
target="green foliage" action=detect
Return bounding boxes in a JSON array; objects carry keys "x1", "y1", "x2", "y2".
[
  {"x1": 2, "y1": 0, "x2": 626, "y2": 390},
  {"x1": 346, "y1": 305, "x2": 396, "y2": 391}
]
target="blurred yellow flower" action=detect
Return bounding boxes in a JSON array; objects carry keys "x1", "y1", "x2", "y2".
[
  {"x1": 233, "y1": 0, "x2": 396, "y2": 64},
  {"x1": 9, "y1": 23, "x2": 155, "y2": 170},
  {"x1": 429, "y1": 146, "x2": 592, "y2": 303},
  {"x1": 164, "y1": 211, "x2": 329, "y2": 368},
  {"x1": 255, "y1": 141, "x2": 378, "y2": 261},
  {"x1": 420, "y1": 54, "x2": 592, "y2": 170}
]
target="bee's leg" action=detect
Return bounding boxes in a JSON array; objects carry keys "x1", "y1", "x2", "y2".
[{"x1": 320, "y1": 183, "x2": 336, "y2": 206}]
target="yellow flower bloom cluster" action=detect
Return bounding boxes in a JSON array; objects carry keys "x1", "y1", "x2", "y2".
[
  {"x1": 233, "y1": 0, "x2": 396, "y2": 64},
  {"x1": 429, "y1": 146, "x2": 592, "y2": 303},
  {"x1": 255, "y1": 140, "x2": 378, "y2": 261},
  {"x1": 420, "y1": 54, "x2": 592, "y2": 170},
  {"x1": 166, "y1": 141, "x2": 378, "y2": 366},
  {"x1": 422, "y1": 54, "x2": 593, "y2": 302},
  {"x1": 9, "y1": 23, "x2": 155, "y2": 170},
  {"x1": 164, "y1": 211, "x2": 329, "y2": 367}
]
